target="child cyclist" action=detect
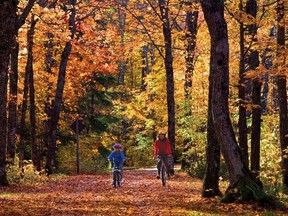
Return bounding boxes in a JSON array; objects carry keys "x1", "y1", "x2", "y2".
[{"x1": 108, "y1": 143, "x2": 126, "y2": 178}]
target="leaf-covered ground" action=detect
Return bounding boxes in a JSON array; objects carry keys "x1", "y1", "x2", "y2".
[{"x1": 0, "y1": 169, "x2": 287, "y2": 215}]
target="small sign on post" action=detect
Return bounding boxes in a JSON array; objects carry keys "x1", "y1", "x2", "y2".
[{"x1": 70, "y1": 119, "x2": 85, "y2": 174}]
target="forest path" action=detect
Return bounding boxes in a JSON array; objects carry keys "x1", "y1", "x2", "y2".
[{"x1": 0, "y1": 168, "x2": 285, "y2": 215}]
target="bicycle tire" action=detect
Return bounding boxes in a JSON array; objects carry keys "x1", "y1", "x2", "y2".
[
  {"x1": 113, "y1": 171, "x2": 118, "y2": 188},
  {"x1": 161, "y1": 163, "x2": 166, "y2": 187},
  {"x1": 117, "y1": 172, "x2": 121, "y2": 187}
]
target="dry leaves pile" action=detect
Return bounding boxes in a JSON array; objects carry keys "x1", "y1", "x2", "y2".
[{"x1": 0, "y1": 169, "x2": 287, "y2": 215}]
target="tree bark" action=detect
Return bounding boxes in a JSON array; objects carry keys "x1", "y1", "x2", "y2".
[
  {"x1": 18, "y1": 40, "x2": 31, "y2": 169},
  {"x1": 7, "y1": 0, "x2": 36, "y2": 161},
  {"x1": 0, "y1": 0, "x2": 17, "y2": 186},
  {"x1": 28, "y1": 17, "x2": 40, "y2": 171},
  {"x1": 7, "y1": 38, "x2": 19, "y2": 160},
  {"x1": 159, "y1": 0, "x2": 176, "y2": 159},
  {"x1": 276, "y1": 0, "x2": 288, "y2": 188},
  {"x1": 182, "y1": 0, "x2": 199, "y2": 169},
  {"x1": 202, "y1": 70, "x2": 221, "y2": 197},
  {"x1": 141, "y1": 45, "x2": 149, "y2": 91},
  {"x1": 245, "y1": 0, "x2": 262, "y2": 178},
  {"x1": 250, "y1": 78, "x2": 261, "y2": 176},
  {"x1": 238, "y1": 0, "x2": 248, "y2": 167}
]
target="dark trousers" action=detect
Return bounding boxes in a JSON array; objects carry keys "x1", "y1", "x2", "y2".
[{"x1": 157, "y1": 155, "x2": 170, "y2": 175}]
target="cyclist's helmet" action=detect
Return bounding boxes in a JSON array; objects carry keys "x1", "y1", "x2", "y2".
[
  {"x1": 113, "y1": 143, "x2": 122, "y2": 149},
  {"x1": 158, "y1": 129, "x2": 166, "y2": 135}
]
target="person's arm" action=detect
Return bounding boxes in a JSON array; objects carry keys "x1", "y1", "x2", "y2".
[
  {"x1": 108, "y1": 151, "x2": 114, "y2": 161},
  {"x1": 154, "y1": 140, "x2": 158, "y2": 157},
  {"x1": 121, "y1": 151, "x2": 126, "y2": 162}
]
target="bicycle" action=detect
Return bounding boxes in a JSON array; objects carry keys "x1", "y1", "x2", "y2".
[
  {"x1": 158, "y1": 155, "x2": 170, "y2": 187},
  {"x1": 112, "y1": 164, "x2": 122, "y2": 188}
]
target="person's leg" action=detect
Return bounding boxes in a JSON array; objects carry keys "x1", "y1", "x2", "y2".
[
  {"x1": 156, "y1": 157, "x2": 161, "y2": 178},
  {"x1": 162, "y1": 156, "x2": 171, "y2": 177},
  {"x1": 119, "y1": 163, "x2": 124, "y2": 179}
]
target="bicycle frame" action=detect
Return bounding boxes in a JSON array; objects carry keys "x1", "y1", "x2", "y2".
[
  {"x1": 112, "y1": 166, "x2": 122, "y2": 188},
  {"x1": 158, "y1": 156, "x2": 169, "y2": 187}
]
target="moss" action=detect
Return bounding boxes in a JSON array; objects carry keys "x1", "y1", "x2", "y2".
[{"x1": 221, "y1": 176, "x2": 287, "y2": 210}]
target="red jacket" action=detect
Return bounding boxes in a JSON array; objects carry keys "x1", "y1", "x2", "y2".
[{"x1": 154, "y1": 138, "x2": 172, "y2": 156}]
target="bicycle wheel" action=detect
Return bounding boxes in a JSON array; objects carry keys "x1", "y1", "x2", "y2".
[
  {"x1": 113, "y1": 171, "x2": 118, "y2": 188},
  {"x1": 117, "y1": 171, "x2": 121, "y2": 187},
  {"x1": 161, "y1": 163, "x2": 166, "y2": 187}
]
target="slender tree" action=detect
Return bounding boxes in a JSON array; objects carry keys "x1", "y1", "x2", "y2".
[
  {"x1": 182, "y1": 0, "x2": 199, "y2": 169},
  {"x1": 0, "y1": 0, "x2": 17, "y2": 186},
  {"x1": 7, "y1": 0, "x2": 36, "y2": 160},
  {"x1": 245, "y1": 0, "x2": 262, "y2": 178},
  {"x1": 117, "y1": 0, "x2": 128, "y2": 85},
  {"x1": 28, "y1": 16, "x2": 40, "y2": 171},
  {"x1": 238, "y1": 0, "x2": 249, "y2": 166},
  {"x1": 158, "y1": 0, "x2": 176, "y2": 156},
  {"x1": 276, "y1": 0, "x2": 288, "y2": 189},
  {"x1": 45, "y1": 0, "x2": 77, "y2": 173}
]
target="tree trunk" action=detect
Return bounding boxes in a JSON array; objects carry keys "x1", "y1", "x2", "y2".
[
  {"x1": 117, "y1": 0, "x2": 128, "y2": 84},
  {"x1": 7, "y1": 38, "x2": 19, "y2": 160},
  {"x1": 141, "y1": 45, "x2": 149, "y2": 91},
  {"x1": 10, "y1": 0, "x2": 36, "y2": 161},
  {"x1": 238, "y1": 0, "x2": 248, "y2": 166},
  {"x1": 0, "y1": 0, "x2": 17, "y2": 186},
  {"x1": 202, "y1": 71, "x2": 221, "y2": 197},
  {"x1": 250, "y1": 78, "x2": 261, "y2": 177},
  {"x1": 45, "y1": 0, "x2": 76, "y2": 173},
  {"x1": 28, "y1": 16, "x2": 40, "y2": 171},
  {"x1": 245, "y1": 0, "x2": 262, "y2": 178},
  {"x1": 159, "y1": 0, "x2": 176, "y2": 159},
  {"x1": 276, "y1": 0, "x2": 288, "y2": 188},
  {"x1": 7, "y1": 0, "x2": 36, "y2": 161},
  {"x1": 182, "y1": 1, "x2": 199, "y2": 169},
  {"x1": 200, "y1": 0, "x2": 281, "y2": 205},
  {"x1": 19, "y1": 21, "x2": 33, "y2": 169}
]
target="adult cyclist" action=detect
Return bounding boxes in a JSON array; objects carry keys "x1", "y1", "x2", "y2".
[{"x1": 154, "y1": 129, "x2": 173, "y2": 179}]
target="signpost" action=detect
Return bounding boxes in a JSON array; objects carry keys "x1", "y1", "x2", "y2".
[{"x1": 70, "y1": 119, "x2": 85, "y2": 174}]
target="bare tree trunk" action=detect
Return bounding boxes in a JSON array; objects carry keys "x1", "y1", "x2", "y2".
[
  {"x1": 276, "y1": 0, "x2": 288, "y2": 189},
  {"x1": 0, "y1": 0, "x2": 17, "y2": 186}
]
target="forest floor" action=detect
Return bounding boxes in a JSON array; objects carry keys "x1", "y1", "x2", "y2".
[{"x1": 0, "y1": 167, "x2": 288, "y2": 216}]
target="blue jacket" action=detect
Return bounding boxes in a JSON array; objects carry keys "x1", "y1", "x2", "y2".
[{"x1": 108, "y1": 151, "x2": 126, "y2": 165}]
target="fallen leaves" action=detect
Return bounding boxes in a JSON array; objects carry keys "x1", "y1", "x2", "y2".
[{"x1": 0, "y1": 170, "x2": 287, "y2": 215}]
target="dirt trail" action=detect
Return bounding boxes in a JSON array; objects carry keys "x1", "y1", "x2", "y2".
[{"x1": 0, "y1": 169, "x2": 286, "y2": 215}]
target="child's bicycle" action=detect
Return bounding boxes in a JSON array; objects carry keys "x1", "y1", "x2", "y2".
[{"x1": 112, "y1": 164, "x2": 122, "y2": 188}]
